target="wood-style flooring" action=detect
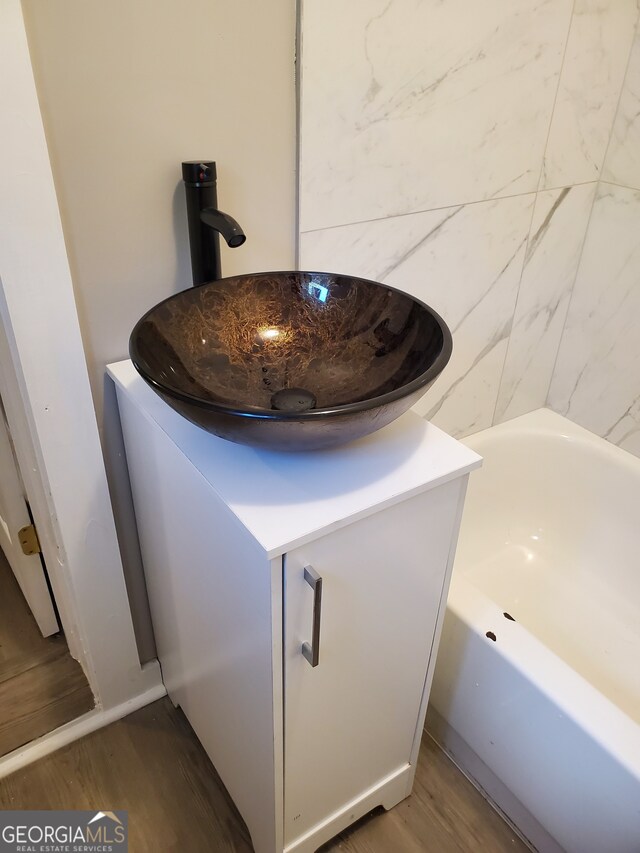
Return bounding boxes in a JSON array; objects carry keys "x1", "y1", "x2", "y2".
[
  {"x1": 0, "y1": 697, "x2": 529, "y2": 852},
  {"x1": 0, "y1": 549, "x2": 93, "y2": 756}
]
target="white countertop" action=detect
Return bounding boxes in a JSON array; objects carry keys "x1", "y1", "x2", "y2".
[{"x1": 108, "y1": 359, "x2": 481, "y2": 557}]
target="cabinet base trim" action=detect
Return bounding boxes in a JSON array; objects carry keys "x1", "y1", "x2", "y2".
[{"x1": 284, "y1": 763, "x2": 412, "y2": 853}]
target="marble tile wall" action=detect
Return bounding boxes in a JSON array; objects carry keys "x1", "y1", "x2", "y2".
[
  {"x1": 603, "y1": 23, "x2": 640, "y2": 189},
  {"x1": 548, "y1": 23, "x2": 640, "y2": 459},
  {"x1": 495, "y1": 183, "x2": 596, "y2": 423},
  {"x1": 541, "y1": 0, "x2": 639, "y2": 189},
  {"x1": 298, "y1": 0, "x2": 639, "y2": 440},
  {"x1": 548, "y1": 184, "x2": 640, "y2": 457},
  {"x1": 302, "y1": 195, "x2": 534, "y2": 437},
  {"x1": 299, "y1": 0, "x2": 573, "y2": 231}
]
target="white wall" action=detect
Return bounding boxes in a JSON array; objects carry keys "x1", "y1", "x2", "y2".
[
  {"x1": 22, "y1": 0, "x2": 297, "y2": 419},
  {"x1": 298, "y1": 0, "x2": 638, "y2": 439},
  {"x1": 1, "y1": 0, "x2": 162, "y2": 707},
  {"x1": 22, "y1": 0, "x2": 298, "y2": 661}
]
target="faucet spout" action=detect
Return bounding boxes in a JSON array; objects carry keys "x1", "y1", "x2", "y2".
[
  {"x1": 200, "y1": 208, "x2": 246, "y2": 249},
  {"x1": 182, "y1": 161, "x2": 245, "y2": 286}
]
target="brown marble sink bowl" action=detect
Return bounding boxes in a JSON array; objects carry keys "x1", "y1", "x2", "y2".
[{"x1": 129, "y1": 271, "x2": 452, "y2": 451}]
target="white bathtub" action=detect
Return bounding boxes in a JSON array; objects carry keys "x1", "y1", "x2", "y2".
[{"x1": 428, "y1": 408, "x2": 640, "y2": 853}]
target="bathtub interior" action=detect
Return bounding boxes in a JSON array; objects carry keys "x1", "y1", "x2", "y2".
[{"x1": 455, "y1": 408, "x2": 640, "y2": 725}]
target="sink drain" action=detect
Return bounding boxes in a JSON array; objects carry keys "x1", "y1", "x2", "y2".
[{"x1": 270, "y1": 387, "x2": 317, "y2": 412}]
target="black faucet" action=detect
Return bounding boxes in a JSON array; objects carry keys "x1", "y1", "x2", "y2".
[{"x1": 182, "y1": 161, "x2": 246, "y2": 286}]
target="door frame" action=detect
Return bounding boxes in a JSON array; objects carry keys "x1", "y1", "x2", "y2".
[
  {"x1": 0, "y1": 1, "x2": 162, "y2": 714},
  {"x1": 0, "y1": 386, "x2": 59, "y2": 637}
]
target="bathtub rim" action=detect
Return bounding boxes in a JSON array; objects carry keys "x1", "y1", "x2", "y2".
[{"x1": 465, "y1": 406, "x2": 640, "y2": 473}]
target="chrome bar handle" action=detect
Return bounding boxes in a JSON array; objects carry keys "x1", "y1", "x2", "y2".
[{"x1": 302, "y1": 565, "x2": 322, "y2": 667}]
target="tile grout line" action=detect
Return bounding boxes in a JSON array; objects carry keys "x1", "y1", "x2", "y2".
[
  {"x1": 599, "y1": 178, "x2": 640, "y2": 193},
  {"x1": 535, "y1": 0, "x2": 578, "y2": 195},
  {"x1": 543, "y1": 185, "x2": 597, "y2": 414},
  {"x1": 298, "y1": 180, "x2": 602, "y2": 239},
  {"x1": 490, "y1": 0, "x2": 578, "y2": 428},
  {"x1": 488, "y1": 192, "x2": 538, "y2": 428},
  {"x1": 598, "y1": 8, "x2": 640, "y2": 189}
]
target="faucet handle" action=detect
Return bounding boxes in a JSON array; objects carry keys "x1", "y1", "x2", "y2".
[{"x1": 182, "y1": 161, "x2": 216, "y2": 186}]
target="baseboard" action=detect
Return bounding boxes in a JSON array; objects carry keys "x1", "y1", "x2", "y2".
[
  {"x1": 426, "y1": 707, "x2": 564, "y2": 853},
  {"x1": 0, "y1": 663, "x2": 166, "y2": 780}
]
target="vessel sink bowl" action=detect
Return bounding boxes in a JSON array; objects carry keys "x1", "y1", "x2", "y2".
[{"x1": 130, "y1": 271, "x2": 452, "y2": 451}]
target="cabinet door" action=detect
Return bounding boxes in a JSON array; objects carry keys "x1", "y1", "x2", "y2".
[{"x1": 283, "y1": 479, "x2": 463, "y2": 847}]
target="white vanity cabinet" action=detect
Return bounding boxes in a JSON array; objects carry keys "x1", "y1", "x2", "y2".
[{"x1": 109, "y1": 360, "x2": 480, "y2": 853}]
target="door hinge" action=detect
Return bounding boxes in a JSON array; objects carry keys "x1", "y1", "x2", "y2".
[{"x1": 18, "y1": 523, "x2": 41, "y2": 556}]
